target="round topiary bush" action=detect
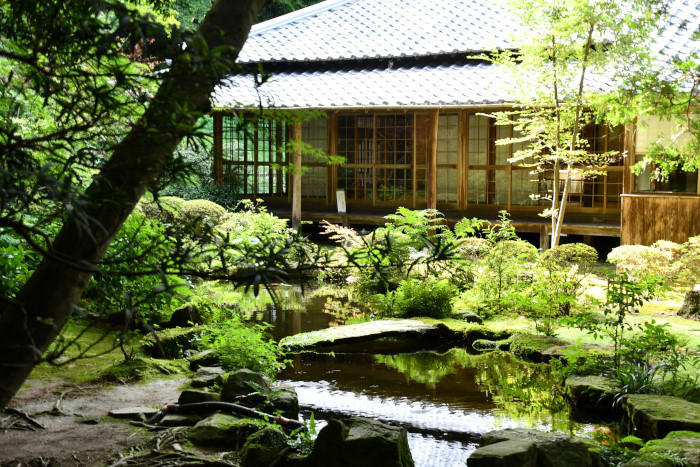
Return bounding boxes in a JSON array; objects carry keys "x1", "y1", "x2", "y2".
[
  {"x1": 138, "y1": 196, "x2": 187, "y2": 224},
  {"x1": 541, "y1": 243, "x2": 598, "y2": 270},
  {"x1": 179, "y1": 199, "x2": 228, "y2": 226}
]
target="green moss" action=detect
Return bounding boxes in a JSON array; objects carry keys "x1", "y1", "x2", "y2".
[
  {"x1": 637, "y1": 430, "x2": 700, "y2": 466},
  {"x1": 28, "y1": 320, "x2": 129, "y2": 384},
  {"x1": 510, "y1": 333, "x2": 565, "y2": 358},
  {"x1": 100, "y1": 356, "x2": 189, "y2": 383},
  {"x1": 142, "y1": 326, "x2": 203, "y2": 358}
]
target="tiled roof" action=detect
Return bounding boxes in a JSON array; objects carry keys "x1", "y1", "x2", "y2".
[
  {"x1": 215, "y1": 0, "x2": 698, "y2": 109},
  {"x1": 651, "y1": 0, "x2": 699, "y2": 63},
  {"x1": 237, "y1": 0, "x2": 523, "y2": 64},
  {"x1": 212, "y1": 62, "x2": 514, "y2": 109}
]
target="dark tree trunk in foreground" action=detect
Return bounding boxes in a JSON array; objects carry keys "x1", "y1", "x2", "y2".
[{"x1": 0, "y1": 0, "x2": 267, "y2": 408}]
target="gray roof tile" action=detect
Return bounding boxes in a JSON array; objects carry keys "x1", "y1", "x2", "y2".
[
  {"x1": 213, "y1": 62, "x2": 514, "y2": 109},
  {"x1": 238, "y1": 0, "x2": 523, "y2": 63}
]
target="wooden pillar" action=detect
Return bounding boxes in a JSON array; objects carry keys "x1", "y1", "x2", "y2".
[
  {"x1": 623, "y1": 123, "x2": 636, "y2": 194},
  {"x1": 213, "y1": 112, "x2": 223, "y2": 186},
  {"x1": 291, "y1": 122, "x2": 303, "y2": 229},
  {"x1": 426, "y1": 109, "x2": 439, "y2": 210},
  {"x1": 328, "y1": 113, "x2": 338, "y2": 206}
]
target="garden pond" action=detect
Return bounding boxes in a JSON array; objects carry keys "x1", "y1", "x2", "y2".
[{"x1": 242, "y1": 286, "x2": 597, "y2": 467}]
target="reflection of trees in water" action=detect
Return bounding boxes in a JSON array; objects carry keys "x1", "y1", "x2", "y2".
[{"x1": 376, "y1": 350, "x2": 575, "y2": 431}]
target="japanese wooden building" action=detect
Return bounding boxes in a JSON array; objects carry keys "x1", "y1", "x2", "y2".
[{"x1": 211, "y1": 0, "x2": 700, "y2": 246}]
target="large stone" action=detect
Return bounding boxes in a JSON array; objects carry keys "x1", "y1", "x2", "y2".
[
  {"x1": 167, "y1": 304, "x2": 203, "y2": 328},
  {"x1": 221, "y1": 369, "x2": 272, "y2": 401},
  {"x1": 622, "y1": 394, "x2": 700, "y2": 440},
  {"x1": 265, "y1": 384, "x2": 300, "y2": 420},
  {"x1": 301, "y1": 417, "x2": 414, "y2": 467},
  {"x1": 565, "y1": 375, "x2": 620, "y2": 421},
  {"x1": 187, "y1": 413, "x2": 266, "y2": 449},
  {"x1": 467, "y1": 439, "x2": 537, "y2": 467},
  {"x1": 280, "y1": 319, "x2": 458, "y2": 353},
  {"x1": 240, "y1": 426, "x2": 290, "y2": 467},
  {"x1": 178, "y1": 389, "x2": 221, "y2": 405},
  {"x1": 191, "y1": 366, "x2": 225, "y2": 388},
  {"x1": 636, "y1": 431, "x2": 700, "y2": 467},
  {"x1": 469, "y1": 428, "x2": 597, "y2": 467},
  {"x1": 142, "y1": 326, "x2": 202, "y2": 359},
  {"x1": 188, "y1": 348, "x2": 219, "y2": 370},
  {"x1": 159, "y1": 414, "x2": 203, "y2": 427},
  {"x1": 108, "y1": 406, "x2": 159, "y2": 420},
  {"x1": 454, "y1": 310, "x2": 483, "y2": 324}
]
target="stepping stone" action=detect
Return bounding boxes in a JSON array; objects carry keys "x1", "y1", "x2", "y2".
[{"x1": 108, "y1": 406, "x2": 159, "y2": 420}]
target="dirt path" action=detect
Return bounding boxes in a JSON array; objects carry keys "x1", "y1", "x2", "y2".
[{"x1": 1, "y1": 377, "x2": 184, "y2": 466}]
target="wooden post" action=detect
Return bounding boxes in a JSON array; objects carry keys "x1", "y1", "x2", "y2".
[
  {"x1": 291, "y1": 122, "x2": 302, "y2": 229},
  {"x1": 622, "y1": 123, "x2": 636, "y2": 194},
  {"x1": 213, "y1": 112, "x2": 223, "y2": 186},
  {"x1": 426, "y1": 109, "x2": 439, "y2": 210}
]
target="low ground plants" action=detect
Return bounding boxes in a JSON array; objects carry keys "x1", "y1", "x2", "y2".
[
  {"x1": 374, "y1": 277, "x2": 456, "y2": 319},
  {"x1": 200, "y1": 315, "x2": 286, "y2": 378}
]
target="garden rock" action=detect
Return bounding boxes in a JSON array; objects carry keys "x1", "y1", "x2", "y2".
[
  {"x1": 240, "y1": 426, "x2": 290, "y2": 467},
  {"x1": 188, "y1": 348, "x2": 219, "y2": 370},
  {"x1": 565, "y1": 375, "x2": 620, "y2": 421},
  {"x1": 142, "y1": 326, "x2": 202, "y2": 359},
  {"x1": 265, "y1": 384, "x2": 300, "y2": 420},
  {"x1": 467, "y1": 439, "x2": 537, "y2": 467},
  {"x1": 637, "y1": 430, "x2": 700, "y2": 467},
  {"x1": 468, "y1": 428, "x2": 597, "y2": 467},
  {"x1": 108, "y1": 406, "x2": 159, "y2": 420},
  {"x1": 472, "y1": 338, "x2": 510, "y2": 352},
  {"x1": 159, "y1": 414, "x2": 202, "y2": 427},
  {"x1": 622, "y1": 394, "x2": 700, "y2": 440},
  {"x1": 301, "y1": 417, "x2": 414, "y2": 467},
  {"x1": 178, "y1": 389, "x2": 221, "y2": 404},
  {"x1": 191, "y1": 366, "x2": 225, "y2": 388},
  {"x1": 453, "y1": 310, "x2": 483, "y2": 324},
  {"x1": 280, "y1": 319, "x2": 458, "y2": 353},
  {"x1": 167, "y1": 304, "x2": 203, "y2": 328},
  {"x1": 187, "y1": 413, "x2": 265, "y2": 449},
  {"x1": 221, "y1": 369, "x2": 272, "y2": 401}
]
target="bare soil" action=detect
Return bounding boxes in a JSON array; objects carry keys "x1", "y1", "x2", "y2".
[{"x1": 1, "y1": 377, "x2": 184, "y2": 466}]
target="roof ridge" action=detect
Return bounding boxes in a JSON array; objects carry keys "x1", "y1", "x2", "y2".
[{"x1": 250, "y1": 0, "x2": 357, "y2": 35}]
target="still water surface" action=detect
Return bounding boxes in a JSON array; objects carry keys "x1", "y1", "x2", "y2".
[{"x1": 249, "y1": 288, "x2": 592, "y2": 466}]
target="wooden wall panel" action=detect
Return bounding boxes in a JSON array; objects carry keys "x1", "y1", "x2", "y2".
[{"x1": 622, "y1": 194, "x2": 700, "y2": 245}]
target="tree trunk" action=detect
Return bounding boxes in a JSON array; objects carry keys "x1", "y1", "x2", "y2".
[
  {"x1": 678, "y1": 290, "x2": 700, "y2": 319},
  {"x1": 0, "y1": 0, "x2": 268, "y2": 408}
]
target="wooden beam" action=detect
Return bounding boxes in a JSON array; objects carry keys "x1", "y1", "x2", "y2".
[
  {"x1": 291, "y1": 121, "x2": 302, "y2": 229},
  {"x1": 213, "y1": 112, "x2": 223, "y2": 186},
  {"x1": 426, "y1": 109, "x2": 439, "y2": 209}
]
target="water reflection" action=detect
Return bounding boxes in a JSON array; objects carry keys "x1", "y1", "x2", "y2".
[{"x1": 281, "y1": 351, "x2": 590, "y2": 467}]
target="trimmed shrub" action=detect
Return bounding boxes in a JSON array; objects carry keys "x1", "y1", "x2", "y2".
[
  {"x1": 179, "y1": 199, "x2": 228, "y2": 226},
  {"x1": 541, "y1": 243, "x2": 598, "y2": 271},
  {"x1": 607, "y1": 238, "x2": 700, "y2": 286},
  {"x1": 607, "y1": 244, "x2": 671, "y2": 278},
  {"x1": 499, "y1": 239, "x2": 538, "y2": 261},
  {"x1": 138, "y1": 196, "x2": 187, "y2": 224}
]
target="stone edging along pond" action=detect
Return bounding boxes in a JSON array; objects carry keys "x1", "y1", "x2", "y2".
[{"x1": 280, "y1": 318, "x2": 700, "y2": 466}]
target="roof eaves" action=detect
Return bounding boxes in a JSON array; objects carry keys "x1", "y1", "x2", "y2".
[{"x1": 250, "y1": 0, "x2": 357, "y2": 35}]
